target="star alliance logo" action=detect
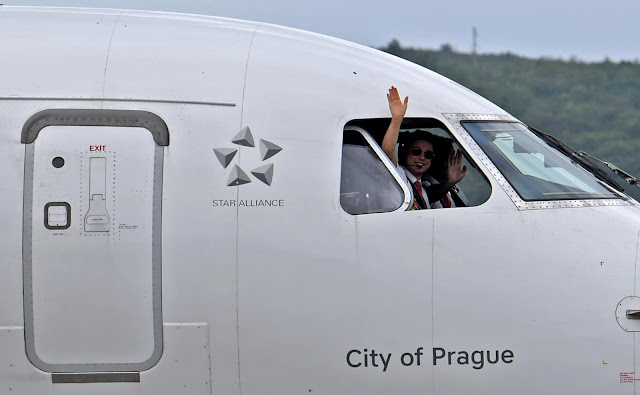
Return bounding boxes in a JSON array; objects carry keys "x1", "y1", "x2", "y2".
[{"x1": 213, "y1": 127, "x2": 282, "y2": 186}]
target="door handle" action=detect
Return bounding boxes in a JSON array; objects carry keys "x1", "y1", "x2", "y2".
[{"x1": 626, "y1": 310, "x2": 640, "y2": 319}]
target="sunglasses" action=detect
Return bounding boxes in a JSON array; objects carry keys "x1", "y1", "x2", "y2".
[{"x1": 410, "y1": 147, "x2": 435, "y2": 159}]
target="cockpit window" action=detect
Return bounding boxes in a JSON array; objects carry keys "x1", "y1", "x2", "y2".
[
  {"x1": 462, "y1": 121, "x2": 618, "y2": 201},
  {"x1": 340, "y1": 127, "x2": 410, "y2": 214},
  {"x1": 341, "y1": 119, "x2": 491, "y2": 215}
]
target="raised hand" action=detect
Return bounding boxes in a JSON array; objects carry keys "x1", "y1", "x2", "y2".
[
  {"x1": 447, "y1": 149, "x2": 467, "y2": 186},
  {"x1": 381, "y1": 86, "x2": 409, "y2": 167},
  {"x1": 387, "y1": 86, "x2": 408, "y2": 120}
]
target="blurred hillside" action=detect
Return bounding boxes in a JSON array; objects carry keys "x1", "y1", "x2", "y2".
[{"x1": 379, "y1": 40, "x2": 640, "y2": 178}]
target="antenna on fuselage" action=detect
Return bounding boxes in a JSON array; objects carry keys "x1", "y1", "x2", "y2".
[{"x1": 472, "y1": 27, "x2": 478, "y2": 55}]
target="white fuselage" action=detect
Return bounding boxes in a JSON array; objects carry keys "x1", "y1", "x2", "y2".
[{"x1": 1, "y1": 7, "x2": 639, "y2": 395}]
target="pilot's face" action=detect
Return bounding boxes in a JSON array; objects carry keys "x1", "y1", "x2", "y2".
[{"x1": 405, "y1": 139, "x2": 433, "y2": 178}]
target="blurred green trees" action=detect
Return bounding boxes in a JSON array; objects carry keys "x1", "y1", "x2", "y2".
[{"x1": 379, "y1": 41, "x2": 640, "y2": 178}]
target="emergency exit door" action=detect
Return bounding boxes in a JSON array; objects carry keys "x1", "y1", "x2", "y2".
[{"x1": 22, "y1": 109, "x2": 168, "y2": 373}]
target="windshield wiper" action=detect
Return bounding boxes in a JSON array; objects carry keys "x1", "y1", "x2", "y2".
[
  {"x1": 577, "y1": 151, "x2": 640, "y2": 188},
  {"x1": 528, "y1": 126, "x2": 626, "y2": 192}
]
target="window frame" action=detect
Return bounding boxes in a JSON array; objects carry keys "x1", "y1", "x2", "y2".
[
  {"x1": 444, "y1": 113, "x2": 631, "y2": 210},
  {"x1": 461, "y1": 120, "x2": 619, "y2": 202},
  {"x1": 341, "y1": 125, "x2": 412, "y2": 214}
]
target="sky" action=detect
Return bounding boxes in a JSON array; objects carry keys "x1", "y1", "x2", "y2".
[{"x1": 3, "y1": 0, "x2": 640, "y2": 63}]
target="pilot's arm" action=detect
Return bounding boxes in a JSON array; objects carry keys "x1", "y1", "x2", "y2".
[{"x1": 381, "y1": 86, "x2": 408, "y2": 167}]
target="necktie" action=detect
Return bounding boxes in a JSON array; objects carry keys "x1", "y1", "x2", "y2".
[
  {"x1": 442, "y1": 193, "x2": 452, "y2": 208},
  {"x1": 414, "y1": 181, "x2": 423, "y2": 199}
]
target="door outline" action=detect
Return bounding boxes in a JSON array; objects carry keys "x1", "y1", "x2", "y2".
[{"x1": 21, "y1": 109, "x2": 168, "y2": 373}]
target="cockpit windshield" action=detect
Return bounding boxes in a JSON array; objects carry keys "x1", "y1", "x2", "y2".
[{"x1": 462, "y1": 121, "x2": 618, "y2": 201}]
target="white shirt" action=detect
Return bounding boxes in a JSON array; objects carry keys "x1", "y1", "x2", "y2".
[{"x1": 398, "y1": 164, "x2": 430, "y2": 209}]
